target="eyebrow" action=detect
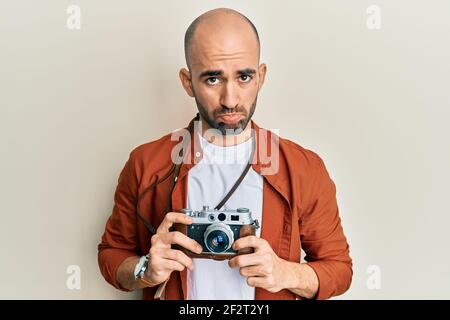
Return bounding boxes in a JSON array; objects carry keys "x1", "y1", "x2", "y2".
[{"x1": 199, "y1": 68, "x2": 257, "y2": 79}]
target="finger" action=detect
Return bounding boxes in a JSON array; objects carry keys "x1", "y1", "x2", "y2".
[
  {"x1": 156, "y1": 212, "x2": 193, "y2": 234},
  {"x1": 160, "y1": 258, "x2": 185, "y2": 272},
  {"x1": 228, "y1": 253, "x2": 262, "y2": 268},
  {"x1": 232, "y1": 235, "x2": 266, "y2": 251},
  {"x1": 239, "y1": 265, "x2": 267, "y2": 277},
  {"x1": 160, "y1": 249, "x2": 195, "y2": 271},
  {"x1": 160, "y1": 231, "x2": 203, "y2": 254},
  {"x1": 147, "y1": 255, "x2": 185, "y2": 277},
  {"x1": 246, "y1": 276, "x2": 270, "y2": 289}
]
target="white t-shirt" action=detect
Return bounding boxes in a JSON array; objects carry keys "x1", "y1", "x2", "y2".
[{"x1": 186, "y1": 133, "x2": 263, "y2": 300}]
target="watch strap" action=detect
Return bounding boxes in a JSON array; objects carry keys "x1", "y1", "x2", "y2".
[{"x1": 138, "y1": 276, "x2": 155, "y2": 288}]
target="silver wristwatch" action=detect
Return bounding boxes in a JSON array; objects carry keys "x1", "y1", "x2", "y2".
[{"x1": 134, "y1": 254, "x2": 149, "y2": 280}]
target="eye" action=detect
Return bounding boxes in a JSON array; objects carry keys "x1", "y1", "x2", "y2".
[
  {"x1": 205, "y1": 77, "x2": 220, "y2": 85},
  {"x1": 239, "y1": 74, "x2": 252, "y2": 83}
]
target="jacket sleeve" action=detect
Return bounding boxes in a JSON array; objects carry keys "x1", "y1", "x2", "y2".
[
  {"x1": 300, "y1": 154, "x2": 353, "y2": 299},
  {"x1": 98, "y1": 150, "x2": 140, "y2": 291}
]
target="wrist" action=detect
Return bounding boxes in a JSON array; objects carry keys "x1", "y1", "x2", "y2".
[
  {"x1": 134, "y1": 254, "x2": 159, "y2": 288},
  {"x1": 280, "y1": 259, "x2": 302, "y2": 290},
  {"x1": 134, "y1": 255, "x2": 148, "y2": 278},
  {"x1": 138, "y1": 275, "x2": 157, "y2": 288},
  {"x1": 284, "y1": 262, "x2": 319, "y2": 299}
]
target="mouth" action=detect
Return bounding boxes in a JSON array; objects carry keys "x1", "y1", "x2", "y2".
[{"x1": 216, "y1": 113, "x2": 244, "y2": 124}]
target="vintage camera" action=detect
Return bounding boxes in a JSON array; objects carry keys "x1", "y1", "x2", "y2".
[{"x1": 173, "y1": 206, "x2": 260, "y2": 260}]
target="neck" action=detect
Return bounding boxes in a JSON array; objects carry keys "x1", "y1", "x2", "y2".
[{"x1": 200, "y1": 118, "x2": 252, "y2": 147}]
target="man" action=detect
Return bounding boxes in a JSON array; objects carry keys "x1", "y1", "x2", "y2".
[{"x1": 98, "y1": 8, "x2": 352, "y2": 300}]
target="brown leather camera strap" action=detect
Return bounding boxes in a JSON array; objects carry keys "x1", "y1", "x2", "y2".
[
  {"x1": 214, "y1": 143, "x2": 255, "y2": 210},
  {"x1": 136, "y1": 116, "x2": 194, "y2": 235},
  {"x1": 217, "y1": 126, "x2": 256, "y2": 209}
]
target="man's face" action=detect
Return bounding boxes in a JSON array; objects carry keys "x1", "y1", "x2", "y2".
[
  {"x1": 193, "y1": 62, "x2": 258, "y2": 135},
  {"x1": 180, "y1": 16, "x2": 266, "y2": 135}
]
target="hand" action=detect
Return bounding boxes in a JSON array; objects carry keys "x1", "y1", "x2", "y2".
[
  {"x1": 144, "y1": 212, "x2": 203, "y2": 286},
  {"x1": 228, "y1": 236, "x2": 290, "y2": 293}
]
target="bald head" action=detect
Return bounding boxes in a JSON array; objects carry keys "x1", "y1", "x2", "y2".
[{"x1": 184, "y1": 8, "x2": 260, "y2": 69}]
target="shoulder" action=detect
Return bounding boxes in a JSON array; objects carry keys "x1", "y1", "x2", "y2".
[
  {"x1": 126, "y1": 128, "x2": 185, "y2": 176},
  {"x1": 275, "y1": 132, "x2": 334, "y2": 187},
  {"x1": 273, "y1": 135, "x2": 337, "y2": 209},
  {"x1": 252, "y1": 121, "x2": 330, "y2": 177},
  {"x1": 279, "y1": 137, "x2": 326, "y2": 168},
  {"x1": 130, "y1": 131, "x2": 175, "y2": 159}
]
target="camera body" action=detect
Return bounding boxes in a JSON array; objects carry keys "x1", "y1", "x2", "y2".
[{"x1": 173, "y1": 206, "x2": 260, "y2": 260}]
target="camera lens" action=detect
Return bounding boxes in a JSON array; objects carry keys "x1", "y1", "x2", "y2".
[
  {"x1": 204, "y1": 223, "x2": 234, "y2": 253},
  {"x1": 206, "y1": 231, "x2": 228, "y2": 252},
  {"x1": 218, "y1": 213, "x2": 226, "y2": 221}
]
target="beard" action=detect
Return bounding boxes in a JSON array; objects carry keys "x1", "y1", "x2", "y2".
[{"x1": 194, "y1": 96, "x2": 258, "y2": 136}]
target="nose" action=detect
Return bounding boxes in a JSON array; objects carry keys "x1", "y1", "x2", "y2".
[{"x1": 219, "y1": 81, "x2": 239, "y2": 110}]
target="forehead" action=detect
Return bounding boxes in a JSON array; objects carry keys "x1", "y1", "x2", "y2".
[{"x1": 188, "y1": 24, "x2": 259, "y2": 73}]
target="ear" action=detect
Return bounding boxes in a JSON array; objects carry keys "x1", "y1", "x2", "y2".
[
  {"x1": 257, "y1": 63, "x2": 267, "y2": 92},
  {"x1": 179, "y1": 68, "x2": 195, "y2": 97}
]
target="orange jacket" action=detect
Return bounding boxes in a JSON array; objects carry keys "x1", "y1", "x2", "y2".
[{"x1": 98, "y1": 116, "x2": 352, "y2": 300}]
